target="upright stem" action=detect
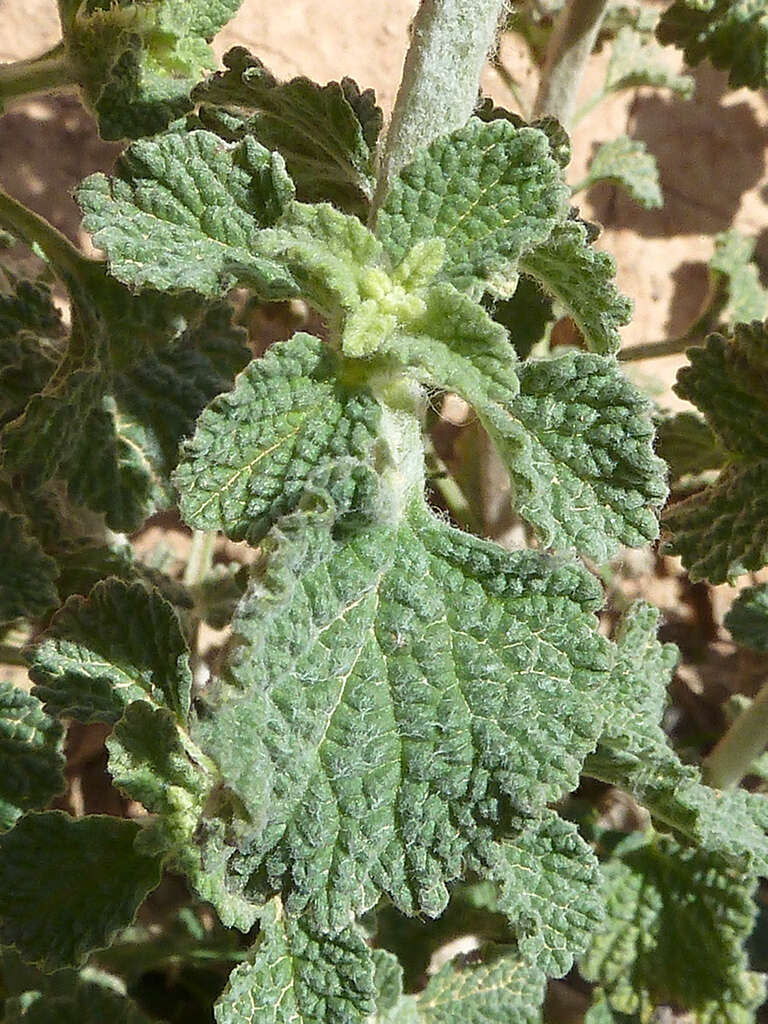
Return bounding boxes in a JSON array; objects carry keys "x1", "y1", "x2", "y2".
[
  {"x1": 702, "y1": 680, "x2": 768, "y2": 790},
  {"x1": 533, "y1": 0, "x2": 609, "y2": 126},
  {"x1": 0, "y1": 44, "x2": 76, "y2": 109},
  {"x1": 370, "y1": 0, "x2": 507, "y2": 222},
  {"x1": 184, "y1": 530, "x2": 216, "y2": 590},
  {"x1": 0, "y1": 185, "x2": 89, "y2": 282}
]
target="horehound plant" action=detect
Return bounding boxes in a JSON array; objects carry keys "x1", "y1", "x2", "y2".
[{"x1": 2, "y1": 0, "x2": 768, "y2": 1021}]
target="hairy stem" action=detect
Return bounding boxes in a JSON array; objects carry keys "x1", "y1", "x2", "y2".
[
  {"x1": 0, "y1": 44, "x2": 76, "y2": 108},
  {"x1": 370, "y1": 0, "x2": 507, "y2": 222},
  {"x1": 702, "y1": 681, "x2": 768, "y2": 790},
  {"x1": 0, "y1": 185, "x2": 89, "y2": 282},
  {"x1": 184, "y1": 530, "x2": 216, "y2": 590},
  {"x1": 618, "y1": 336, "x2": 701, "y2": 362},
  {"x1": 533, "y1": 0, "x2": 609, "y2": 125},
  {"x1": 425, "y1": 439, "x2": 483, "y2": 535}
]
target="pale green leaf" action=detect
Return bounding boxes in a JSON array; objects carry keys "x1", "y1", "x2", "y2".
[
  {"x1": 194, "y1": 46, "x2": 381, "y2": 216},
  {"x1": 581, "y1": 136, "x2": 662, "y2": 209},
  {"x1": 66, "y1": 0, "x2": 243, "y2": 139},
  {"x1": 654, "y1": 409, "x2": 724, "y2": 482},
  {"x1": 519, "y1": 219, "x2": 633, "y2": 355},
  {"x1": 30, "y1": 578, "x2": 192, "y2": 725},
  {"x1": 584, "y1": 602, "x2": 768, "y2": 875},
  {"x1": 0, "y1": 682, "x2": 65, "y2": 831},
  {"x1": 607, "y1": 25, "x2": 695, "y2": 95},
  {"x1": 0, "y1": 510, "x2": 60, "y2": 623},
  {"x1": 78, "y1": 131, "x2": 298, "y2": 297},
  {"x1": 193, "y1": 495, "x2": 612, "y2": 933},
  {"x1": 657, "y1": 0, "x2": 768, "y2": 89},
  {"x1": 416, "y1": 944, "x2": 546, "y2": 1024},
  {"x1": 725, "y1": 584, "x2": 768, "y2": 652},
  {"x1": 710, "y1": 230, "x2": 768, "y2": 326},
  {"x1": 580, "y1": 836, "x2": 765, "y2": 1022},
  {"x1": 376, "y1": 117, "x2": 569, "y2": 299},
  {"x1": 175, "y1": 332, "x2": 381, "y2": 542},
  {"x1": 390, "y1": 286, "x2": 665, "y2": 560},
  {"x1": 663, "y1": 322, "x2": 768, "y2": 581},
  {"x1": 0, "y1": 811, "x2": 162, "y2": 970},
  {"x1": 214, "y1": 899, "x2": 376, "y2": 1024}
]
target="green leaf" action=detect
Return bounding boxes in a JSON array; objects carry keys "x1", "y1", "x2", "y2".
[
  {"x1": 78, "y1": 131, "x2": 299, "y2": 297},
  {"x1": 654, "y1": 409, "x2": 724, "y2": 482},
  {"x1": 0, "y1": 510, "x2": 60, "y2": 623},
  {"x1": 2, "y1": 965, "x2": 153, "y2": 1024},
  {"x1": 480, "y1": 812, "x2": 604, "y2": 976},
  {"x1": 0, "y1": 811, "x2": 162, "y2": 970},
  {"x1": 0, "y1": 682, "x2": 65, "y2": 831},
  {"x1": 106, "y1": 700, "x2": 213, "y2": 857},
  {"x1": 390, "y1": 287, "x2": 666, "y2": 560},
  {"x1": 725, "y1": 584, "x2": 768, "y2": 652},
  {"x1": 710, "y1": 230, "x2": 768, "y2": 326},
  {"x1": 606, "y1": 25, "x2": 695, "y2": 96},
  {"x1": 30, "y1": 578, "x2": 192, "y2": 725},
  {"x1": 518, "y1": 219, "x2": 633, "y2": 355},
  {"x1": 214, "y1": 898, "x2": 376, "y2": 1024},
  {"x1": 375, "y1": 117, "x2": 569, "y2": 300},
  {"x1": 581, "y1": 136, "x2": 662, "y2": 209},
  {"x1": 0, "y1": 276, "x2": 61, "y2": 339},
  {"x1": 193, "y1": 495, "x2": 612, "y2": 933},
  {"x1": 663, "y1": 322, "x2": 768, "y2": 581},
  {"x1": 580, "y1": 835, "x2": 765, "y2": 1021},
  {"x1": 584, "y1": 602, "x2": 768, "y2": 875},
  {"x1": 415, "y1": 945, "x2": 547, "y2": 1024},
  {"x1": 657, "y1": 0, "x2": 768, "y2": 89},
  {"x1": 66, "y1": 0, "x2": 243, "y2": 139},
  {"x1": 175, "y1": 333, "x2": 381, "y2": 542},
  {"x1": 194, "y1": 46, "x2": 382, "y2": 216}
]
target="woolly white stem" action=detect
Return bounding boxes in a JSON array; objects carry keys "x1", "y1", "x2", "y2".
[{"x1": 533, "y1": 0, "x2": 609, "y2": 126}]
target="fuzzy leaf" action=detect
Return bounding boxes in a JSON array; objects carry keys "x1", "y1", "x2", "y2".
[
  {"x1": 0, "y1": 811, "x2": 162, "y2": 970},
  {"x1": 30, "y1": 578, "x2": 192, "y2": 725},
  {"x1": 663, "y1": 322, "x2": 768, "y2": 581},
  {"x1": 416, "y1": 945, "x2": 547, "y2": 1024},
  {"x1": 710, "y1": 230, "x2": 768, "y2": 326},
  {"x1": 584, "y1": 602, "x2": 768, "y2": 875},
  {"x1": 725, "y1": 584, "x2": 768, "y2": 652},
  {"x1": 657, "y1": 0, "x2": 768, "y2": 89},
  {"x1": 0, "y1": 510, "x2": 60, "y2": 623},
  {"x1": 580, "y1": 836, "x2": 765, "y2": 1021},
  {"x1": 78, "y1": 131, "x2": 298, "y2": 297},
  {"x1": 375, "y1": 117, "x2": 569, "y2": 299},
  {"x1": 0, "y1": 277, "x2": 61, "y2": 338},
  {"x1": 581, "y1": 136, "x2": 662, "y2": 209},
  {"x1": 654, "y1": 409, "x2": 724, "y2": 482},
  {"x1": 0, "y1": 682, "x2": 65, "y2": 831},
  {"x1": 214, "y1": 899, "x2": 376, "y2": 1024},
  {"x1": 607, "y1": 25, "x2": 695, "y2": 95},
  {"x1": 390, "y1": 286, "x2": 665, "y2": 560},
  {"x1": 194, "y1": 46, "x2": 381, "y2": 216},
  {"x1": 193, "y1": 495, "x2": 612, "y2": 933},
  {"x1": 176, "y1": 333, "x2": 381, "y2": 542},
  {"x1": 519, "y1": 219, "x2": 633, "y2": 355},
  {"x1": 107, "y1": 701, "x2": 213, "y2": 857},
  {"x1": 66, "y1": 0, "x2": 243, "y2": 139}
]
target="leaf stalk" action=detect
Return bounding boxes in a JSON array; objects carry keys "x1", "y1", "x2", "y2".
[
  {"x1": 0, "y1": 185, "x2": 90, "y2": 283},
  {"x1": 0, "y1": 44, "x2": 76, "y2": 109},
  {"x1": 702, "y1": 680, "x2": 768, "y2": 790},
  {"x1": 533, "y1": 0, "x2": 609, "y2": 126}
]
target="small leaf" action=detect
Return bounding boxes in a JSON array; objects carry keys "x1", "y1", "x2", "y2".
[
  {"x1": 78, "y1": 131, "x2": 298, "y2": 297},
  {"x1": 0, "y1": 811, "x2": 162, "y2": 970},
  {"x1": 0, "y1": 683, "x2": 65, "y2": 831},
  {"x1": 0, "y1": 510, "x2": 60, "y2": 624},
  {"x1": 581, "y1": 136, "x2": 663, "y2": 209},
  {"x1": 193, "y1": 495, "x2": 612, "y2": 933},
  {"x1": 710, "y1": 230, "x2": 768, "y2": 326},
  {"x1": 30, "y1": 578, "x2": 192, "y2": 725},
  {"x1": 657, "y1": 0, "x2": 768, "y2": 89},
  {"x1": 194, "y1": 46, "x2": 382, "y2": 216},
  {"x1": 607, "y1": 25, "x2": 695, "y2": 96},
  {"x1": 580, "y1": 836, "x2": 765, "y2": 1021},
  {"x1": 175, "y1": 332, "x2": 381, "y2": 542},
  {"x1": 519, "y1": 219, "x2": 633, "y2": 355},
  {"x1": 663, "y1": 322, "x2": 768, "y2": 581},
  {"x1": 214, "y1": 899, "x2": 376, "y2": 1024},
  {"x1": 725, "y1": 584, "x2": 768, "y2": 652},
  {"x1": 655, "y1": 409, "x2": 724, "y2": 482},
  {"x1": 376, "y1": 117, "x2": 569, "y2": 299}
]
